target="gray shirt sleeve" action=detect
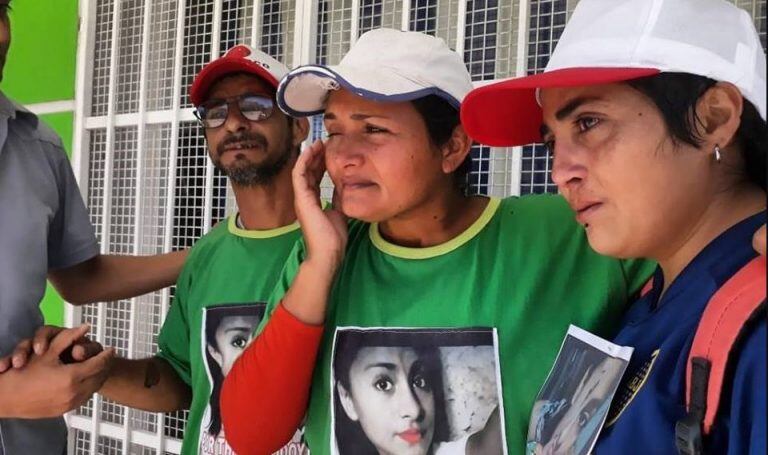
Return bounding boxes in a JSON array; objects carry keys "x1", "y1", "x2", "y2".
[{"x1": 46, "y1": 141, "x2": 100, "y2": 270}]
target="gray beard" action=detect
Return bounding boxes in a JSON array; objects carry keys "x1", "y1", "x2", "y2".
[{"x1": 219, "y1": 149, "x2": 292, "y2": 187}]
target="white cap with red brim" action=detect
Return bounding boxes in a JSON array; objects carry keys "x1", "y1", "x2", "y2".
[{"x1": 461, "y1": 0, "x2": 767, "y2": 147}]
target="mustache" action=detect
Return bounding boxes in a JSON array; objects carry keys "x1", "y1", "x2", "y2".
[{"x1": 217, "y1": 132, "x2": 268, "y2": 156}]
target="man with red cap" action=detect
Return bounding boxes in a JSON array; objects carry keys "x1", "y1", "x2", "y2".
[{"x1": 95, "y1": 45, "x2": 311, "y2": 455}]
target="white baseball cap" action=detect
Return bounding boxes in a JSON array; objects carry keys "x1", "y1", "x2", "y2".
[
  {"x1": 277, "y1": 28, "x2": 474, "y2": 116},
  {"x1": 461, "y1": 0, "x2": 767, "y2": 147},
  {"x1": 190, "y1": 45, "x2": 289, "y2": 106}
]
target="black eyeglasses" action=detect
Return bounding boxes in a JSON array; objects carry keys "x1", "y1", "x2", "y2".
[{"x1": 194, "y1": 94, "x2": 274, "y2": 129}]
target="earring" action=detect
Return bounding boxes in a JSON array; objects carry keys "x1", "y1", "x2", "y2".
[{"x1": 714, "y1": 144, "x2": 722, "y2": 163}]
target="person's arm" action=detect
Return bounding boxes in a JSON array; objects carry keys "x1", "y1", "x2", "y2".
[
  {"x1": 222, "y1": 140, "x2": 346, "y2": 454},
  {"x1": 44, "y1": 134, "x2": 188, "y2": 305},
  {"x1": 0, "y1": 325, "x2": 114, "y2": 418},
  {"x1": 222, "y1": 304, "x2": 324, "y2": 454},
  {"x1": 48, "y1": 250, "x2": 187, "y2": 305},
  {"x1": 99, "y1": 357, "x2": 191, "y2": 412}
]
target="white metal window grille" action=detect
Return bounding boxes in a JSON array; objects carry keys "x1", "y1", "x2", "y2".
[
  {"x1": 115, "y1": 1, "x2": 145, "y2": 114},
  {"x1": 359, "y1": 0, "x2": 383, "y2": 33},
  {"x1": 518, "y1": 0, "x2": 570, "y2": 195},
  {"x1": 220, "y1": 0, "x2": 253, "y2": 54},
  {"x1": 410, "y1": 0, "x2": 438, "y2": 33},
  {"x1": 464, "y1": 0, "x2": 499, "y2": 195},
  {"x1": 733, "y1": 0, "x2": 767, "y2": 48},
  {"x1": 70, "y1": 1, "x2": 767, "y2": 453},
  {"x1": 145, "y1": 1, "x2": 178, "y2": 111}
]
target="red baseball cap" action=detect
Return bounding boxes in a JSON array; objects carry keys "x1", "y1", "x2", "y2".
[
  {"x1": 461, "y1": 67, "x2": 658, "y2": 147},
  {"x1": 189, "y1": 45, "x2": 289, "y2": 106}
]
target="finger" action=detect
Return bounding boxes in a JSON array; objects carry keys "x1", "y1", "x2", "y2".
[
  {"x1": 33, "y1": 325, "x2": 64, "y2": 355},
  {"x1": 293, "y1": 142, "x2": 314, "y2": 189},
  {"x1": 0, "y1": 356, "x2": 10, "y2": 373},
  {"x1": 71, "y1": 341, "x2": 104, "y2": 362},
  {"x1": 306, "y1": 141, "x2": 327, "y2": 184},
  {"x1": 76, "y1": 355, "x2": 115, "y2": 395},
  {"x1": 293, "y1": 143, "x2": 325, "y2": 203},
  {"x1": 11, "y1": 339, "x2": 33, "y2": 368},
  {"x1": 70, "y1": 347, "x2": 115, "y2": 379},
  {"x1": 46, "y1": 324, "x2": 91, "y2": 358}
]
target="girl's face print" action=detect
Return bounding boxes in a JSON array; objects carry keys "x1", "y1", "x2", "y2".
[
  {"x1": 208, "y1": 315, "x2": 261, "y2": 376},
  {"x1": 542, "y1": 357, "x2": 624, "y2": 454},
  {"x1": 338, "y1": 347, "x2": 437, "y2": 455}
]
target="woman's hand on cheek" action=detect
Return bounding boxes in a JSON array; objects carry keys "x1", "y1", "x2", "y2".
[{"x1": 293, "y1": 139, "x2": 348, "y2": 270}]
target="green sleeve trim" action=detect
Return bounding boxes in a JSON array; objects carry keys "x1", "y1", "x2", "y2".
[
  {"x1": 368, "y1": 197, "x2": 500, "y2": 259},
  {"x1": 227, "y1": 213, "x2": 301, "y2": 238}
]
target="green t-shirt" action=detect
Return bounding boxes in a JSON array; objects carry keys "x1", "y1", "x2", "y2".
[
  {"x1": 157, "y1": 215, "x2": 305, "y2": 455},
  {"x1": 261, "y1": 195, "x2": 654, "y2": 454}
]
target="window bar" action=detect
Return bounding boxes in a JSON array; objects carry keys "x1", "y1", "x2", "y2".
[
  {"x1": 251, "y1": 0, "x2": 263, "y2": 48},
  {"x1": 203, "y1": 1, "x2": 224, "y2": 233},
  {"x1": 66, "y1": 0, "x2": 98, "y2": 384},
  {"x1": 89, "y1": 0, "x2": 124, "y2": 450},
  {"x1": 507, "y1": 0, "x2": 530, "y2": 196},
  {"x1": 295, "y1": 0, "x2": 319, "y2": 150},
  {"x1": 454, "y1": 0, "x2": 467, "y2": 55},
  {"x1": 400, "y1": 0, "x2": 411, "y2": 30},
  {"x1": 293, "y1": 0, "x2": 319, "y2": 68},
  {"x1": 158, "y1": 0, "x2": 189, "y2": 448},
  {"x1": 72, "y1": 0, "x2": 98, "y2": 188},
  {"x1": 120, "y1": 0, "x2": 154, "y2": 449},
  {"x1": 66, "y1": 2, "x2": 98, "y2": 447},
  {"x1": 350, "y1": 0, "x2": 361, "y2": 41}
]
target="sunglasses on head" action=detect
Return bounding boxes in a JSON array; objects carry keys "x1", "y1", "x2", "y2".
[{"x1": 193, "y1": 94, "x2": 275, "y2": 129}]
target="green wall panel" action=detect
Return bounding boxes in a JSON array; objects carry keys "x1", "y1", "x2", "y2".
[{"x1": 2, "y1": 0, "x2": 78, "y2": 104}]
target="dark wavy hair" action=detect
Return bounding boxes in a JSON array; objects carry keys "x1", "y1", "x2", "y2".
[
  {"x1": 332, "y1": 330, "x2": 450, "y2": 454},
  {"x1": 411, "y1": 95, "x2": 473, "y2": 195},
  {"x1": 204, "y1": 309, "x2": 227, "y2": 437}
]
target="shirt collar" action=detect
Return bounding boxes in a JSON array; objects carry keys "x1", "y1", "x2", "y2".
[
  {"x1": 0, "y1": 91, "x2": 38, "y2": 122},
  {"x1": 650, "y1": 210, "x2": 766, "y2": 307}
]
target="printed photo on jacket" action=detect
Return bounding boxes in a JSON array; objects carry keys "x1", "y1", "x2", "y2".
[{"x1": 527, "y1": 326, "x2": 632, "y2": 455}]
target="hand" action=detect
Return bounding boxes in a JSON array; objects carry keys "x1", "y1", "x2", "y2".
[
  {"x1": 0, "y1": 325, "x2": 103, "y2": 373},
  {"x1": 0, "y1": 325, "x2": 115, "y2": 419},
  {"x1": 292, "y1": 139, "x2": 348, "y2": 270},
  {"x1": 753, "y1": 224, "x2": 766, "y2": 256}
]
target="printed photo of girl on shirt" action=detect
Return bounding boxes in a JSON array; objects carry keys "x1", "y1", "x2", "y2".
[
  {"x1": 331, "y1": 328, "x2": 507, "y2": 455},
  {"x1": 201, "y1": 304, "x2": 265, "y2": 454},
  {"x1": 201, "y1": 304, "x2": 310, "y2": 455},
  {"x1": 527, "y1": 327, "x2": 631, "y2": 455}
]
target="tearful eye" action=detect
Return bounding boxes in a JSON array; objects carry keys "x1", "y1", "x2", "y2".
[
  {"x1": 577, "y1": 117, "x2": 600, "y2": 132},
  {"x1": 365, "y1": 125, "x2": 388, "y2": 134}
]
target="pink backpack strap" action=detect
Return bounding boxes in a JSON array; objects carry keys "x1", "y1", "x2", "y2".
[{"x1": 676, "y1": 257, "x2": 766, "y2": 455}]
